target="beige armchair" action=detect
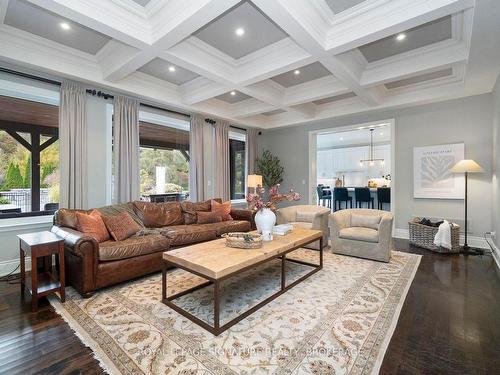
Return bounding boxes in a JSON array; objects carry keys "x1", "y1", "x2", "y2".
[
  {"x1": 276, "y1": 205, "x2": 330, "y2": 249},
  {"x1": 329, "y1": 209, "x2": 394, "y2": 262}
]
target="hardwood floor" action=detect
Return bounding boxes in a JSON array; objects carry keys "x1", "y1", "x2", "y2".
[{"x1": 0, "y1": 240, "x2": 499, "y2": 374}]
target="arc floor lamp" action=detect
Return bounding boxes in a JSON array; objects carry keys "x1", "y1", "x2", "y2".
[{"x1": 450, "y1": 159, "x2": 484, "y2": 255}]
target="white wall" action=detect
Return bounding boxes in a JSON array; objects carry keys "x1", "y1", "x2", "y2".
[
  {"x1": 260, "y1": 94, "x2": 494, "y2": 244},
  {"x1": 492, "y1": 78, "x2": 500, "y2": 251}
]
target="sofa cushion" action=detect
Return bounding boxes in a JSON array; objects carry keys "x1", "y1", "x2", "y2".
[
  {"x1": 296, "y1": 211, "x2": 316, "y2": 223},
  {"x1": 98, "y1": 234, "x2": 170, "y2": 261},
  {"x1": 96, "y1": 203, "x2": 145, "y2": 228},
  {"x1": 350, "y1": 214, "x2": 381, "y2": 230},
  {"x1": 196, "y1": 211, "x2": 223, "y2": 224},
  {"x1": 132, "y1": 201, "x2": 184, "y2": 228},
  {"x1": 339, "y1": 227, "x2": 379, "y2": 243},
  {"x1": 56, "y1": 208, "x2": 91, "y2": 229},
  {"x1": 180, "y1": 199, "x2": 212, "y2": 224},
  {"x1": 76, "y1": 210, "x2": 110, "y2": 243},
  {"x1": 161, "y1": 225, "x2": 217, "y2": 246},
  {"x1": 199, "y1": 220, "x2": 251, "y2": 236},
  {"x1": 211, "y1": 199, "x2": 233, "y2": 221},
  {"x1": 102, "y1": 212, "x2": 141, "y2": 241}
]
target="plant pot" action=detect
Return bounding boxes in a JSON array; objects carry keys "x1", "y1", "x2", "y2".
[{"x1": 255, "y1": 208, "x2": 276, "y2": 241}]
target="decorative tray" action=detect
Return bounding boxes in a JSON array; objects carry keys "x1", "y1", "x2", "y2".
[{"x1": 221, "y1": 232, "x2": 263, "y2": 249}]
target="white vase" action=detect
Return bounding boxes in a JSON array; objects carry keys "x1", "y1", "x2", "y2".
[{"x1": 255, "y1": 208, "x2": 276, "y2": 241}]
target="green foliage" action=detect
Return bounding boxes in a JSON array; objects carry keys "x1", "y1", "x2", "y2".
[
  {"x1": 165, "y1": 183, "x2": 183, "y2": 192},
  {"x1": 255, "y1": 149, "x2": 284, "y2": 188},
  {"x1": 0, "y1": 196, "x2": 10, "y2": 204},
  {"x1": 23, "y1": 155, "x2": 31, "y2": 188},
  {"x1": 49, "y1": 183, "x2": 59, "y2": 203},
  {"x1": 2, "y1": 162, "x2": 24, "y2": 190}
]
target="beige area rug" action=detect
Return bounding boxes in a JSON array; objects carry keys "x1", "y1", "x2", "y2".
[{"x1": 49, "y1": 249, "x2": 421, "y2": 375}]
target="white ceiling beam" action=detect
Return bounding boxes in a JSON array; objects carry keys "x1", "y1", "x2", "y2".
[
  {"x1": 103, "y1": 0, "x2": 239, "y2": 81},
  {"x1": 231, "y1": 99, "x2": 276, "y2": 118},
  {"x1": 26, "y1": 0, "x2": 150, "y2": 48},
  {"x1": 360, "y1": 40, "x2": 469, "y2": 87},
  {"x1": 325, "y1": 0, "x2": 475, "y2": 54},
  {"x1": 252, "y1": 0, "x2": 382, "y2": 106},
  {"x1": 180, "y1": 77, "x2": 229, "y2": 105},
  {"x1": 284, "y1": 75, "x2": 351, "y2": 106}
]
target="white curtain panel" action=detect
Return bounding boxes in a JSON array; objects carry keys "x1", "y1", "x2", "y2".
[
  {"x1": 189, "y1": 115, "x2": 205, "y2": 201},
  {"x1": 247, "y1": 128, "x2": 259, "y2": 174},
  {"x1": 214, "y1": 120, "x2": 230, "y2": 201},
  {"x1": 113, "y1": 95, "x2": 140, "y2": 203},
  {"x1": 59, "y1": 81, "x2": 88, "y2": 209}
]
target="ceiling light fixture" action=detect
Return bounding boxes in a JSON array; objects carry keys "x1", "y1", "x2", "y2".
[
  {"x1": 230, "y1": 91, "x2": 236, "y2": 96},
  {"x1": 168, "y1": 66, "x2": 176, "y2": 72},
  {"x1": 235, "y1": 27, "x2": 245, "y2": 36},
  {"x1": 360, "y1": 129, "x2": 385, "y2": 167},
  {"x1": 396, "y1": 33, "x2": 406, "y2": 41},
  {"x1": 60, "y1": 22, "x2": 71, "y2": 30},
  {"x1": 340, "y1": 137, "x2": 344, "y2": 141},
  {"x1": 294, "y1": 69, "x2": 300, "y2": 75}
]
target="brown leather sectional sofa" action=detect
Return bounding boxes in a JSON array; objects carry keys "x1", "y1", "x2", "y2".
[{"x1": 51, "y1": 199, "x2": 255, "y2": 297}]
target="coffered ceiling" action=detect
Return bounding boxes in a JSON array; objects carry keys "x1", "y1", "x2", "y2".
[{"x1": 0, "y1": 0, "x2": 498, "y2": 129}]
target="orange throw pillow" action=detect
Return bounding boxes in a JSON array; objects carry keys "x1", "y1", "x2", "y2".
[
  {"x1": 196, "y1": 211, "x2": 223, "y2": 224},
  {"x1": 76, "y1": 210, "x2": 110, "y2": 243},
  {"x1": 210, "y1": 199, "x2": 232, "y2": 221},
  {"x1": 102, "y1": 212, "x2": 141, "y2": 241}
]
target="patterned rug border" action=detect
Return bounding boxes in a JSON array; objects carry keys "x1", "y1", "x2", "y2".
[
  {"x1": 48, "y1": 250, "x2": 422, "y2": 375},
  {"x1": 369, "y1": 254, "x2": 421, "y2": 375},
  {"x1": 49, "y1": 295, "x2": 121, "y2": 375}
]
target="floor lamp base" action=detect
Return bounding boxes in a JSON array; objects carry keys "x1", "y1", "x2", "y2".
[{"x1": 462, "y1": 244, "x2": 484, "y2": 256}]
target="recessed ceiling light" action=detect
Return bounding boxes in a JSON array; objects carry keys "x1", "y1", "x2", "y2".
[
  {"x1": 60, "y1": 22, "x2": 71, "y2": 30},
  {"x1": 168, "y1": 66, "x2": 176, "y2": 72},
  {"x1": 380, "y1": 132, "x2": 384, "y2": 136},
  {"x1": 339, "y1": 137, "x2": 344, "y2": 141},
  {"x1": 235, "y1": 27, "x2": 245, "y2": 36},
  {"x1": 294, "y1": 69, "x2": 301, "y2": 75},
  {"x1": 230, "y1": 91, "x2": 236, "y2": 96},
  {"x1": 396, "y1": 33, "x2": 406, "y2": 41}
]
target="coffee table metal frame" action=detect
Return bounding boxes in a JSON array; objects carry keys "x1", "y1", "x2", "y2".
[{"x1": 162, "y1": 235, "x2": 323, "y2": 336}]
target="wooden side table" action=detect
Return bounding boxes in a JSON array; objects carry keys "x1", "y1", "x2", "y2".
[{"x1": 17, "y1": 231, "x2": 65, "y2": 312}]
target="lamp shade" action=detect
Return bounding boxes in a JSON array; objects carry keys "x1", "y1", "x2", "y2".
[
  {"x1": 247, "y1": 174, "x2": 263, "y2": 188},
  {"x1": 450, "y1": 159, "x2": 484, "y2": 173}
]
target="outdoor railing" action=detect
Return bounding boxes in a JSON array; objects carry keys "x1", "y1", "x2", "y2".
[{"x1": 0, "y1": 189, "x2": 52, "y2": 212}]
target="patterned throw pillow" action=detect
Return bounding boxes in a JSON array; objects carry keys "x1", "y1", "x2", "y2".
[
  {"x1": 76, "y1": 209, "x2": 110, "y2": 243},
  {"x1": 196, "y1": 211, "x2": 223, "y2": 224},
  {"x1": 211, "y1": 199, "x2": 233, "y2": 221},
  {"x1": 102, "y1": 212, "x2": 141, "y2": 241}
]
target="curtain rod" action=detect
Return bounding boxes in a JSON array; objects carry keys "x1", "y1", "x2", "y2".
[
  {"x1": 0, "y1": 66, "x2": 190, "y2": 118},
  {"x1": 204, "y1": 117, "x2": 247, "y2": 132}
]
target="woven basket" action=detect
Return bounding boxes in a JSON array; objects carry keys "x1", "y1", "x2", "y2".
[
  {"x1": 222, "y1": 232, "x2": 263, "y2": 249},
  {"x1": 408, "y1": 218, "x2": 460, "y2": 253}
]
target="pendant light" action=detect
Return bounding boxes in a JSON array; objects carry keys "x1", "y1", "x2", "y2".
[{"x1": 359, "y1": 128, "x2": 384, "y2": 167}]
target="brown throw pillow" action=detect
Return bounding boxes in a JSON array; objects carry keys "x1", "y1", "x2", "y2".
[
  {"x1": 196, "y1": 211, "x2": 223, "y2": 224},
  {"x1": 102, "y1": 212, "x2": 141, "y2": 241},
  {"x1": 211, "y1": 199, "x2": 233, "y2": 221},
  {"x1": 56, "y1": 208, "x2": 90, "y2": 229},
  {"x1": 132, "y1": 201, "x2": 184, "y2": 228},
  {"x1": 181, "y1": 199, "x2": 212, "y2": 224},
  {"x1": 76, "y1": 210, "x2": 110, "y2": 243}
]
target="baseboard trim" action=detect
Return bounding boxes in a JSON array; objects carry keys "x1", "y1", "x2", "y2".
[
  {"x1": 0, "y1": 257, "x2": 31, "y2": 277},
  {"x1": 486, "y1": 237, "x2": 500, "y2": 270},
  {"x1": 393, "y1": 228, "x2": 489, "y2": 249}
]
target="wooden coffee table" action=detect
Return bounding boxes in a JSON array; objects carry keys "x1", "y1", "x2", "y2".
[{"x1": 162, "y1": 227, "x2": 323, "y2": 335}]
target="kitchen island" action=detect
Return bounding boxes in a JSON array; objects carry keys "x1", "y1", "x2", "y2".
[{"x1": 323, "y1": 187, "x2": 390, "y2": 211}]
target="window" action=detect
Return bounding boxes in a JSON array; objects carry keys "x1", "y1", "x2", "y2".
[
  {"x1": 0, "y1": 96, "x2": 59, "y2": 218},
  {"x1": 139, "y1": 110, "x2": 190, "y2": 202},
  {"x1": 229, "y1": 131, "x2": 246, "y2": 200}
]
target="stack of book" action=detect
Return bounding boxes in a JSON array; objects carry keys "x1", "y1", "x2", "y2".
[{"x1": 273, "y1": 224, "x2": 293, "y2": 236}]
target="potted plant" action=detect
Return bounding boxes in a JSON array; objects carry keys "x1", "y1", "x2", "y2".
[{"x1": 246, "y1": 184, "x2": 300, "y2": 241}]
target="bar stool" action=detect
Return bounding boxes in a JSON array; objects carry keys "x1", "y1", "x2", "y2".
[
  {"x1": 377, "y1": 187, "x2": 391, "y2": 210},
  {"x1": 333, "y1": 187, "x2": 352, "y2": 211},
  {"x1": 355, "y1": 187, "x2": 374, "y2": 208},
  {"x1": 316, "y1": 185, "x2": 331, "y2": 208}
]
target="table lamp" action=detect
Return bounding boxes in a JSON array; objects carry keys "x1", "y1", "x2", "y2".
[
  {"x1": 247, "y1": 175, "x2": 262, "y2": 193},
  {"x1": 450, "y1": 159, "x2": 484, "y2": 255}
]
